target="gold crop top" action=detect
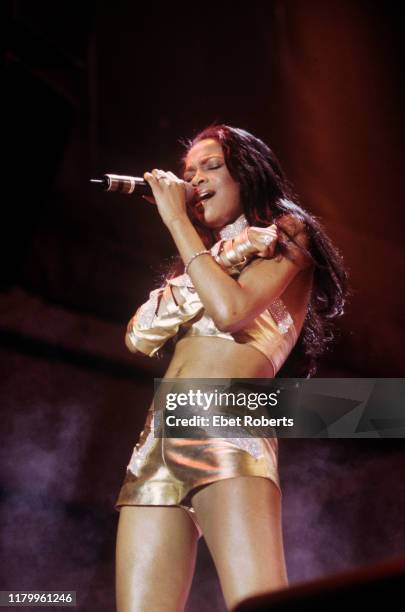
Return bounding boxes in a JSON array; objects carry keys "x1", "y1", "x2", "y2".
[{"x1": 126, "y1": 215, "x2": 298, "y2": 375}]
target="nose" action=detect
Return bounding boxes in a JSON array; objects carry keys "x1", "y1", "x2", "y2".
[{"x1": 191, "y1": 169, "x2": 207, "y2": 187}]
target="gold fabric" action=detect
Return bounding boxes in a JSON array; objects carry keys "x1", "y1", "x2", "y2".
[
  {"x1": 126, "y1": 230, "x2": 297, "y2": 376},
  {"x1": 116, "y1": 215, "x2": 294, "y2": 536},
  {"x1": 126, "y1": 272, "x2": 296, "y2": 374},
  {"x1": 114, "y1": 404, "x2": 281, "y2": 539}
]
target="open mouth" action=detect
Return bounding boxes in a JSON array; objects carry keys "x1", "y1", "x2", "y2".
[{"x1": 195, "y1": 190, "x2": 215, "y2": 210}]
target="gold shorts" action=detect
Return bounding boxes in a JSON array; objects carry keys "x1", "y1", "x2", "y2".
[{"x1": 114, "y1": 405, "x2": 281, "y2": 539}]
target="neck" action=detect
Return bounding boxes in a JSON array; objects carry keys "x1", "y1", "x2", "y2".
[{"x1": 215, "y1": 213, "x2": 249, "y2": 241}]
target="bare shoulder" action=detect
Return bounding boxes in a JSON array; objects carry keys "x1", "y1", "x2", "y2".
[
  {"x1": 275, "y1": 212, "x2": 312, "y2": 268},
  {"x1": 238, "y1": 213, "x2": 312, "y2": 284},
  {"x1": 276, "y1": 212, "x2": 308, "y2": 243},
  {"x1": 215, "y1": 214, "x2": 313, "y2": 332}
]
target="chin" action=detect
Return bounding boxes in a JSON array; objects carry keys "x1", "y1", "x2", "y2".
[
  {"x1": 201, "y1": 214, "x2": 226, "y2": 230},
  {"x1": 199, "y1": 205, "x2": 228, "y2": 229}
]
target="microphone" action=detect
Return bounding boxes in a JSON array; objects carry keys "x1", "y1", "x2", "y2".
[{"x1": 90, "y1": 173, "x2": 196, "y2": 204}]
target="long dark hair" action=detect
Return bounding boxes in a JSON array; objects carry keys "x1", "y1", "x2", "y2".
[{"x1": 163, "y1": 124, "x2": 349, "y2": 378}]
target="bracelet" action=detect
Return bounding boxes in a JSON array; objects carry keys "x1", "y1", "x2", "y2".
[
  {"x1": 223, "y1": 239, "x2": 243, "y2": 265},
  {"x1": 184, "y1": 250, "x2": 211, "y2": 275},
  {"x1": 216, "y1": 243, "x2": 247, "y2": 272},
  {"x1": 233, "y1": 227, "x2": 254, "y2": 258},
  {"x1": 217, "y1": 227, "x2": 255, "y2": 270}
]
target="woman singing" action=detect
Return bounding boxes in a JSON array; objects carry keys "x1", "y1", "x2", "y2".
[{"x1": 114, "y1": 125, "x2": 348, "y2": 611}]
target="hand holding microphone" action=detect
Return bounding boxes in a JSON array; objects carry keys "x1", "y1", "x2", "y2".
[
  {"x1": 143, "y1": 169, "x2": 193, "y2": 228},
  {"x1": 91, "y1": 171, "x2": 279, "y2": 266},
  {"x1": 90, "y1": 172, "x2": 196, "y2": 204}
]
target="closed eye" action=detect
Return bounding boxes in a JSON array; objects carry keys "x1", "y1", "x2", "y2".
[{"x1": 183, "y1": 158, "x2": 224, "y2": 181}]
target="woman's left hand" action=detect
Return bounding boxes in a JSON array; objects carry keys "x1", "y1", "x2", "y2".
[
  {"x1": 143, "y1": 169, "x2": 188, "y2": 228},
  {"x1": 247, "y1": 224, "x2": 279, "y2": 258}
]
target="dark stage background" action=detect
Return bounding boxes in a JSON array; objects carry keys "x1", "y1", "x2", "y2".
[{"x1": 2, "y1": 1, "x2": 405, "y2": 610}]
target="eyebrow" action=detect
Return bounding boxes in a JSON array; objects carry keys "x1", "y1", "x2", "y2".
[{"x1": 184, "y1": 155, "x2": 223, "y2": 173}]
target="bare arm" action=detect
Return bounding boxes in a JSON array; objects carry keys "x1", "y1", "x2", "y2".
[
  {"x1": 143, "y1": 169, "x2": 312, "y2": 333},
  {"x1": 167, "y1": 213, "x2": 311, "y2": 332}
]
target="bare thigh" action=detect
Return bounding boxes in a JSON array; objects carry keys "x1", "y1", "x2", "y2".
[
  {"x1": 115, "y1": 506, "x2": 199, "y2": 612},
  {"x1": 191, "y1": 476, "x2": 288, "y2": 610}
]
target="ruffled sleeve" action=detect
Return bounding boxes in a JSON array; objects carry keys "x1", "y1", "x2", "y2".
[
  {"x1": 125, "y1": 237, "x2": 254, "y2": 357},
  {"x1": 125, "y1": 273, "x2": 204, "y2": 357}
]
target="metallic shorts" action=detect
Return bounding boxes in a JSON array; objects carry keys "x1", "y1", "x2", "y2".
[{"x1": 114, "y1": 405, "x2": 281, "y2": 539}]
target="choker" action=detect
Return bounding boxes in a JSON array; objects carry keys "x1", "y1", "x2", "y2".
[{"x1": 218, "y1": 214, "x2": 249, "y2": 240}]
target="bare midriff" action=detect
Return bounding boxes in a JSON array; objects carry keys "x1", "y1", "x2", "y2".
[
  {"x1": 164, "y1": 336, "x2": 276, "y2": 378},
  {"x1": 161, "y1": 266, "x2": 314, "y2": 381}
]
